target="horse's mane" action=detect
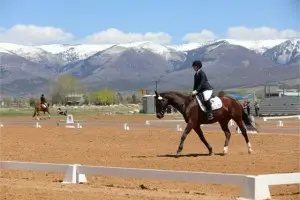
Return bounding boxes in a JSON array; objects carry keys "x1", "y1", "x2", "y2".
[
  {"x1": 160, "y1": 91, "x2": 189, "y2": 98},
  {"x1": 159, "y1": 91, "x2": 193, "y2": 105}
]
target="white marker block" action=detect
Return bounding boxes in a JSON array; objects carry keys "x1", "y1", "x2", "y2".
[
  {"x1": 124, "y1": 123, "x2": 130, "y2": 130},
  {"x1": 277, "y1": 120, "x2": 283, "y2": 127},
  {"x1": 76, "y1": 123, "x2": 82, "y2": 128},
  {"x1": 35, "y1": 122, "x2": 41, "y2": 128},
  {"x1": 176, "y1": 124, "x2": 183, "y2": 132}
]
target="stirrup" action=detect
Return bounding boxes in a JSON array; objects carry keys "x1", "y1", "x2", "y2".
[{"x1": 207, "y1": 113, "x2": 213, "y2": 120}]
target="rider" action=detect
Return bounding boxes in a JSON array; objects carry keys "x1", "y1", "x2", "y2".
[
  {"x1": 40, "y1": 94, "x2": 47, "y2": 108},
  {"x1": 191, "y1": 60, "x2": 214, "y2": 120}
]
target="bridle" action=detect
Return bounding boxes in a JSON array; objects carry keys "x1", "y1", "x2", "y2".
[
  {"x1": 159, "y1": 106, "x2": 167, "y2": 116},
  {"x1": 157, "y1": 95, "x2": 168, "y2": 116}
]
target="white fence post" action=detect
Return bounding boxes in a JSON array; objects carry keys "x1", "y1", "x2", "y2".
[
  {"x1": 240, "y1": 176, "x2": 270, "y2": 200},
  {"x1": 62, "y1": 164, "x2": 87, "y2": 184}
]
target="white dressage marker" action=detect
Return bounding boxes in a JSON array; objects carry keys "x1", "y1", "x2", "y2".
[
  {"x1": 65, "y1": 114, "x2": 79, "y2": 128},
  {"x1": 176, "y1": 124, "x2": 183, "y2": 132},
  {"x1": 124, "y1": 123, "x2": 130, "y2": 130},
  {"x1": 76, "y1": 123, "x2": 82, "y2": 129},
  {"x1": 35, "y1": 122, "x2": 41, "y2": 128},
  {"x1": 277, "y1": 120, "x2": 284, "y2": 127}
]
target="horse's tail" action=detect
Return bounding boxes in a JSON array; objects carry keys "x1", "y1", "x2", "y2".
[{"x1": 240, "y1": 104, "x2": 259, "y2": 131}]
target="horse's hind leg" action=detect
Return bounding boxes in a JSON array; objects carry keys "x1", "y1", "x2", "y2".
[
  {"x1": 218, "y1": 120, "x2": 232, "y2": 155},
  {"x1": 32, "y1": 109, "x2": 36, "y2": 118},
  {"x1": 234, "y1": 118, "x2": 253, "y2": 154},
  {"x1": 193, "y1": 125, "x2": 213, "y2": 155},
  {"x1": 36, "y1": 111, "x2": 40, "y2": 120}
]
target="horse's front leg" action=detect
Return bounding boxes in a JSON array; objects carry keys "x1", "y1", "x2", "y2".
[
  {"x1": 193, "y1": 125, "x2": 213, "y2": 155},
  {"x1": 219, "y1": 120, "x2": 232, "y2": 155},
  {"x1": 47, "y1": 110, "x2": 51, "y2": 119},
  {"x1": 36, "y1": 111, "x2": 40, "y2": 120},
  {"x1": 176, "y1": 122, "x2": 193, "y2": 157}
]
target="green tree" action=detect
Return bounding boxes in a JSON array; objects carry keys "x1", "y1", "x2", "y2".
[
  {"x1": 89, "y1": 88, "x2": 116, "y2": 105},
  {"x1": 89, "y1": 91, "x2": 101, "y2": 105},
  {"x1": 50, "y1": 74, "x2": 86, "y2": 105},
  {"x1": 117, "y1": 92, "x2": 124, "y2": 104},
  {"x1": 131, "y1": 94, "x2": 140, "y2": 103},
  {"x1": 29, "y1": 97, "x2": 39, "y2": 107},
  {"x1": 98, "y1": 88, "x2": 115, "y2": 105},
  {"x1": 2, "y1": 97, "x2": 12, "y2": 106}
]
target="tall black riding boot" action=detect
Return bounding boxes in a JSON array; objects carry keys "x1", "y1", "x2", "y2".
[{"x1": 204, "y1": 100, "x2": 213, "y2": 120}]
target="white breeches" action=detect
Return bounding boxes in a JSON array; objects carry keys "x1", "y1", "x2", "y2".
[{"x1": 202, "y1": 90, "x2": 213, "y2": 101}]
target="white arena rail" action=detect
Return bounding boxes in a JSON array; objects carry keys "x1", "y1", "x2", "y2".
[
  {"x1": 263, "y1": 115, "x2": 300, "y2": 121},
  {"x1": 145, "y1": 119, "x2": 185, "y2": 125},
  {"x1": 1, "y1": 161, "x2": 299, "y2": 200}
]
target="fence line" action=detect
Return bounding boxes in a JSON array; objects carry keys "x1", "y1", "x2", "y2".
[
  {"x1": 263, "y1": 115, "x2": 300, "y2": 121},
  {"x1": 1, "y1": 160, "x2": 299, "y2": 200}
]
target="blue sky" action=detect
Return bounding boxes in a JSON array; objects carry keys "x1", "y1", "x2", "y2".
[{"x1": 0, "y1": 0, "x2": 299, "y2": 45}]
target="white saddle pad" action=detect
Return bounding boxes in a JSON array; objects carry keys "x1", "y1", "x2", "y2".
[{"x1": 196, "y1": 96, "x2": 223, "y2": 112}]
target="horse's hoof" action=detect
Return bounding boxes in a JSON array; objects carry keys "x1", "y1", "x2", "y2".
[
  {"x1": 209, "y1": 152, "x2": 214, "y2": 156},
  {"x1": 248, "y1": 149, "x2": 253, "y2": 154},
  {"x1": 222, "y1": 150, "x2": 228, "y2": 156},
  {"x1": 221, "y1": 152, "x2": 227, "y2": 156}
]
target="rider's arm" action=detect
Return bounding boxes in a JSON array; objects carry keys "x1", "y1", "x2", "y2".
[
  {"x1": 195, "y1": 71, "x2": 205, "y2": 93},
  {"x1": 193, "y1": 73, "x2": 197, "y2": 91}
]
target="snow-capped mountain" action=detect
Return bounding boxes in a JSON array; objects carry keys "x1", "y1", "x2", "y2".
[
  {"x1": 0, "y1": 38, "x2": 299, "y2": 96},
  {"x1": 262, "y1": 39, "x2": 300, "y2": 65},
  {"x1": 37, "y1": 44, "x2": 115, "y2": 62},
  {"x1": 0, "y1": 43, "x2": 63, "y2": 66},
  {"x1": 222, "y1": 39, "x2": 288, "y2": 54},
  {"x1": 0, "y1": 39, "x2": 292, "y2": 65},
  {"x1": 168, "y1": 39, "x2": 288, "y2": 54}
]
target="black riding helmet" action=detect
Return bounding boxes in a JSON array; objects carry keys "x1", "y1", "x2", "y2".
[{"x1": 192, "y1": 60, "x2": 202, "y2": 68}]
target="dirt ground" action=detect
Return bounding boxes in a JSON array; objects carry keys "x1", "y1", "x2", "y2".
[{"x1": 0, "y1": 115, "x2": 299, "y2": 200}]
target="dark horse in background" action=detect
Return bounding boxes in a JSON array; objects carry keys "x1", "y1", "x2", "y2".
[
  {"x1": 154, "y1": 91, "x2": 258, "y2": 157},
  {"x1": 32, "y1": 103, "x2": 51, "y2": 120}
]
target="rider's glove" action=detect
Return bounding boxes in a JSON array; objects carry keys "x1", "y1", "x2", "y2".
[{"x1": 192, "y1": 90, "x2": 198, "y2": 95}]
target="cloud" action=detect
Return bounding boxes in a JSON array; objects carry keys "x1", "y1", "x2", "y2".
[
  {"x1": 183, "y1": 26, "x2": 300, "y2": 43},
  {"x1": 1, "y1": 25, "x2": 299, "y2": 46},
  {"x1": 182, "y1": 29, "x2": 217, "y2": 43},
  {"x1": 82, "y1": 28, "x2": 172, "y2": 44},
  {"x1": 0, "y1": 25, "x2": 74, "y2": 45},
  {"x1": 227, "y1": 26, "x2": 300, "y2": 40}
]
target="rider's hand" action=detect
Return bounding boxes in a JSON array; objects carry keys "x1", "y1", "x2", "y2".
[{"x1": 191, "y1": 90, "x2": 198, "y2": 96}]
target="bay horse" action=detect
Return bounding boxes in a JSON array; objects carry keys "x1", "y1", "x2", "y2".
[
  {"x1": 32, "y1": 103, "x2": 51, "y2": 120},
  {"x1": 154, "y1": 91, "x2": 258, "y2": 157}
]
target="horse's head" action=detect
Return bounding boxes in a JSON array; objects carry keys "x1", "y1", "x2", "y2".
[{"x1": 154, "y1": 91, "x2": 169, "y2": 119}]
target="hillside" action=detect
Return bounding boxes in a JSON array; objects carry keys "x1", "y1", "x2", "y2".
[{"x1": 0, "y1": 39, "x2": 299, "y2": 96}]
